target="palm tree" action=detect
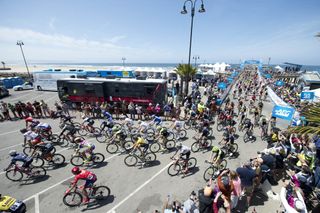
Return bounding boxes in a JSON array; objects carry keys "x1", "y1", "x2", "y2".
[
  {"x1": 1, "y1": 61, "x2": 5, "y2": 69},
  {"x1": 289, "y1": 103, "x2": 320, "y2": 134},
  {"x1": 175, "y1": 64, "x2": 197, "y2": 96}
]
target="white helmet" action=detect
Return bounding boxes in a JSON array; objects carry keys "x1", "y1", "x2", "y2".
[{"x1": 9, "y1": 150, "x2": 17, "y2": 157}]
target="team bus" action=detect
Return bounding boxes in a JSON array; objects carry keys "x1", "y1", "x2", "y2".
[
  {"x1": 57, "y1": 77, "x2": 168, "y2": 105},
  {"x1": 33, "y1": 69, "x2": 88, "y2": 91}
]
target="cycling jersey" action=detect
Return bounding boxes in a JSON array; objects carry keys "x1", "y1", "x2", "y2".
[
  {"x1": 83, "y1": 117, "x2": 94, "y2": 125},
  {"x1": 180, "y1": 145, "x2": 191, "y2": 154},
  {"x1": 202, "y1": 128, "x2": 210, "y2": 137},
  {"x1": 74, "y1": 170, "x2": 97, "y2": 188},
  {"x1": 35, "y1": 143, "x2": 54, "y2": 154},
  {"x1": 140, "y1": 122, "x2": 148, "y2": 128},
  {"x1": 160, "y1": 127, "x2": 169, "y2": 137},
  {"x1": 23, "y1": 131, "x2": 40, "y2": 141},
  {"x1": 153, "y1": 116, "x2": 162, "y2": 125},
  {"x1": 136, "y1": 137, "x2": 146, "y2": 146},
  {"x1": 10, "y1": 153, "x2": 33, "y2": 168},
  {"x1": 174, "y1": 121, "x2": 183, "y2": 128},
  {"x1": 61, "y1": 124, "x2": 76, "y2": 135},
  {"x1": 36, "y1": 123, "x2": 51, "y2": 131},
  {"x1": 78, "y1": 141, "x2": 95, "y2": 150},
  {"x1": 125, "y1": 118, "x2": 134, "y2": 126},
  {"x1": 103, "y1": 111, "x2": 112, "y2": 119}
]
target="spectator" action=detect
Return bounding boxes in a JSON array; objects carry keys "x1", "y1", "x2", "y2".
[
  {"x1": 236, "y1": 164, "x2": 257, "y2": 208},
  {"x1": 217, "y1": 170, "x2": 234, "y2": 202},
  {"x1": 40, "y1": 100, "x2": 50, "y2": 117},
  {"x1": 121, "y1": 101, "x2": 128, "y2": 118},
  {"x1": 198, "y1": 179, "x2": 214, "y2": 213},
  {"x1": 61, "y1": 101, "x2": 70, "y2": 116},
  {"x1": 7, "y1": 103, "x2": 17, "y2": 118},
  {"x1": 136, "y1": 104, "x2": 143, "y2": 120},
  {"x1": 154, "y1": 103, "x2": 161, "y2": 116},
  {"x1": 128, "y1": 102, "x2": 135, "y2": 120},
  {"x1": 183, "y1": 191, "x2": 199, "y2": 213},
  {"x1": 229, "y1": 170, "x2": 241, "y2": 209},
  {"x1": 26, "y1": 102, "x2": 35, "y2": 117},
  {"x1": 163, "y1": 103, "x2": 171, "y2": 121},
  {"x1": 33, "y1": 100, "x2": 42, "y2": 118}
]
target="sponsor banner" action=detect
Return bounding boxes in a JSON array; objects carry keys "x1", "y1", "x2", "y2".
[
  {"x1": 272, "y1": 105, "x2": 295, "y2": 121},
  {"x1": 301, "y1": 91, "x2": 315, "y2": 100},
  {"x1": 218, "y1": 82, "x2": 227, "y2": 90},
  {"x1": 267, "y1": 86, "x2": 288, "y2": 106},
  {"x1": 275, "y1": 80, "x2": 284, "y2": 87}
]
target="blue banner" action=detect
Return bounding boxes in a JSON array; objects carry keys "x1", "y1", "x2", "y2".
[
  {"x1": 227, "y1": 77, "x2": 233, "y2": 83},
  {"x1": 272, "y1": 105, "x2": 295, "y2": 121},
  {"x1": 301, "y1": 91, "x2": 315, "y2": 100},
  {"x1": 275, "y1": 80, "x2": 284, "y2": 86},
  {"x1": 265, "y1": 74, "x2": 272, "y2": 79},
  {"x1": 218, "y1": 82, "x2": 227, "y2": 90}
]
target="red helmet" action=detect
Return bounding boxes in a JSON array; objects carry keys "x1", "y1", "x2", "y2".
[
  {"x1": 71, "y1": 167, "x2": 81, "y2": 175},
  {"x1": 25, "y1": 117, "x2": 33, "y2": 122}
]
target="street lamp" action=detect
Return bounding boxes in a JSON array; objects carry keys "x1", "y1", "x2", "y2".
[
  {"x1": 193, "y1": 55, "x2": 200, "y2": 67},
  {"x1": 121, "y1": 57, "x2": 126, "y2": 68},
  {"x1": 180, "y1": 0, "x2": 205, "y2": 95},
  {"x1": 16, "y1": 40, "x2": 31, "y2": 79}
]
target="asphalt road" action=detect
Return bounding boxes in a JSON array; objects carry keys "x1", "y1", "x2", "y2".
[{"x1": 0, "y1": 85, "x2": 289, "y2": 213}]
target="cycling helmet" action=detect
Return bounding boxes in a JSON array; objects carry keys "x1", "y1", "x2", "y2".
[
  {"x1": 71, "y1": 166, "x2": 81, "y2": 175},
  {"x1": 81, "y1": 115, "x2": 86, "y2": 119},
  {"x1": 151, "y1": 114, "x2": 156, "y2": 119},
  {"x1": 25, "y1": 117, "x2": 33, "y2": 122},
  {"x1": 137, "y1": 120, "x2": 142, "y2": 125},
  {"x1": 9, "y1": 150, "x2": 17, "y2": 157},
  {"x1": 112, "y1": 126, "x2": 121, "y2": 132},
  {"x1": 177, "y1": 142, "x2": 183, "y2": 149},
  {"x1": 156, "y1": 126, "x2": 162, "y2": 131},
  {"x1": 132, "y1": 135, "x2": 139, "y2": 141},
  {"x1": 211, "y1": 146, "x2": 220, "y2": 152},
  {"x1": 74, "y1": 137, "x2": 83, "y2": 143}
]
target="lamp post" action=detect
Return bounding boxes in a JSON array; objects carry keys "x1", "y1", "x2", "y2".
[
  {"x1": 193, "y1": 55, "x2": 200, "y2": 67},
  {"x1": 121, "y1": 57, "x2": 126, "y2": 68},
  {"x1": 180, "y1": 0, "x2": 205, "y2": 95},
  {"x1": 16, "y1": 40, "x2": 31, "y2": 78}
]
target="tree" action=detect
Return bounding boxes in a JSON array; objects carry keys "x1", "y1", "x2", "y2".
[
  {"x1": 289, "y1": 103, "x2": 320, "y2": 134},
  {"x1": 1, "y1": 61, "x2": 5, "y2": 69},
  {"x1": 175, "y1": 64, "x2": 197, "y2": 96}
]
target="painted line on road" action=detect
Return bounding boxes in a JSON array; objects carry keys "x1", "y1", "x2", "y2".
[
  {"x1": 35, "y1": 194, "x2": 40, "y2": 213},
  {"x1": 0, "y1": 129, "x2": 20, "y2": 136},
  {"x1": 106, "y1": 162, "x2": 171, "y2": 213},
  {"x1": 23, "y1": 154, "x2": 118, "y2": 202}
]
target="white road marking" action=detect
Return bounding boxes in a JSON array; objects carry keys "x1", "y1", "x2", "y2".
[
  {"x1": 35, "y1": 194, "x2": 40, "y2": 213},
  {"x1": 23, "y1": 154, "x2": 118, "y2": 202},
  {"x1": 106, "y1": 162, "x2": 171, "y2": 213},
  {"x1": 0, "y1": 129, "x2": 20, "y2": 136}
]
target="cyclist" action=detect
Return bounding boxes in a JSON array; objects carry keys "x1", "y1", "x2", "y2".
[
  {"x1": 20, "y1": 128, "x2": 41, "y2": 147},
  {"x1": 81, "y1": 116, "x2": 95, "y2": 133},
  {"x1": 103, "y1": 110, "x2": 113, "y2": 121},
  {"x1": 169, "y1": 118, "x2": 183, "y2": 139},
  {"x1": 68, "y1": 167, "x2": 97, "y2": 204},
  {"x1": 132, "y1": 135, "x2": 149, "y2": 160},
  {"x1": 109, "y1": 125, "x2": 127, "y2": 150},
  {"x1": 269, "y1": 116, "x2": 277, "y2": 131},
  {"x1": 259, "y1": 115, "x2": 268, "y2": 136},
  {"x1": 150, "y1": 115, "x2": 162, "y2": 126},
  {"x1": 4, "y1": 150, "x2": 33, "y2": 172},
  {"x1": 35, "y1": 122, "x2": 52, "y2": 137},
  {"x1": 74, "y1": 137, "x2": 95, "y2": 163},
  {"x1": 30, "y1": 142, "x2": 55, "y2": 161},
  {"x1": 194, "y1": 126, "x2": 210, "y2": 144},
  {"x1": 243, "y1": 118, "x2": 254, "y2": 139},
  {"x1": 59, "y1": 123, "x2": 77, "y2": 142},
  {"x1": 124, "y1": 117, "x2": 134, "y2": 128},
  {"x1": 173, "y1": 143, "x2": 191, "y2": 174},
  {"x1": 25, "y1": 117, "x2": 40, "y2": 129},
  {"x1": 137, "y1": 120, "x2": 149, "y2": 134},
  {"x1": 156, "y1": 126, "x2": 169, "y2": 151}
]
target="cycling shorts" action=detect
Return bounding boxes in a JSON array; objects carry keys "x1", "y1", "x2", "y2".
[
  {"x1": 140, "y1": 143, "x2": 149, "y2": 153},
  {"x1": 22, "y1": 159, "x2": 33, "y2": 168},
  {"x1": 84, "y1": 175, "x2": 97, "y2": 188},
  {"x1": 180, "y1": 151, "x2": 191, "y2": 160}
]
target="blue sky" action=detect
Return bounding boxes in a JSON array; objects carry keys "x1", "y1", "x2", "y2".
[{"x1": 0, "y1": 0, "x2": 319, "y2": 65}]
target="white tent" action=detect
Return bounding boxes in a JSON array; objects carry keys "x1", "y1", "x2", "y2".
[{"x1": 275, "y1": 65, "x2": 284, "y2": 72}]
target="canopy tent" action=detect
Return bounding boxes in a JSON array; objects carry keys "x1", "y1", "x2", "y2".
[{"x1": 275, "y1": 65, "x2": 284, "y2": 72}]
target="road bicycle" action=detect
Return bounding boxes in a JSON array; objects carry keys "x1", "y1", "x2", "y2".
[
  {"x1": 63, "y1": 183, "x2": 111, "y2": 207},
  {"x1": 70, "y1": 149, "x2": 105, "y2": 166},
  {"x1": 31, "y1": 151, "x2": 65, "y2": 167},
  {"x1": 167, "y1": 157, "x2": 197, "y2": 176},
  {"x1": 78, "y1": 124, "x2": 101, "y2": 137},
  {"x1": 124, "y1": 149, "x2": 156, "y2": 167},
  {"x1": 105, "y1": 138, "x2": 133, "y2": 154},
  {"x1": 243, "y1": 129, "x2": 256, "y2": 143},
  {"x1": 203, "y1": 160, "x2": 227, "y2": 182},
  {"x1": 191, "y1": 137, "x2": 212, "y2": 153},
  {"x1": 23, "y1": 143, "x2": 56, "y2": 156},
  {"x1": 5, "y1": 164, "x2": 46, "y2": 181}
]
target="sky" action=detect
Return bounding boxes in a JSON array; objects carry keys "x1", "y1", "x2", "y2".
[{"x1": 0, "y1": 0, "x2": 320, "y2": 65}]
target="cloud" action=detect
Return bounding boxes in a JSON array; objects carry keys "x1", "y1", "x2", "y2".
[
  {"x1": 49, "y1": 17, "x2": 56, "y2": 30},
  {"x1": 108, "y1": 35, "x2": 127, "y2": 43}
]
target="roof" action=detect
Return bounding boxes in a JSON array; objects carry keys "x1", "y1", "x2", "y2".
[
  {"x1": 302, "y1": 72, "x2": 320, "y2": 82},
  {"x1": 283, "y1": 62, "x2": 303, "y2": 68},
  {"x1": 60, "y1": 77, "x2": 167, "y2": 84}
]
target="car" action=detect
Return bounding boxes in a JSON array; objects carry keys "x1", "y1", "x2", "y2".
[
  {"x1": 0, "y1": 86, "x2": 9, "y2": 98},
  {"x1": 13, "y1": 82, "x2": 33, "y2": 91}
]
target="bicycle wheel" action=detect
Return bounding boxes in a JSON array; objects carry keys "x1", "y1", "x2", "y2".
[
  {"x1": 57, "y1": 137, "x2": 69, "y2": 147},
  {"x1": 191, "y1": 142, "x2": 200, "y2": 153},
  {"x1": 123, "y1": 141, "x2": 134, "y2": 152},
  {"x1": 179, "y1": 129, "x2": 187, "y2": 138},
  {"x1": 23, "y1": 146, "x2": 34, "y2": 156},
  {"x1": 167, "y1": 163, "x2": 181, "y2": 176},
  {"x1": 32, "y1": 157, "x2": 45, "y2": 167},
  {"x1": 124, "y1": 155, "x2": 138, "y2": 167},
  {"x1": 92, "y1": 153, "x2": 105, "y2": 163},
  {"x1": 93, "y1": 127, "x2": 102, "y2": 135},
  {"x1": 63, "y1": 192, "x2": 82, "y2": 207},
  {"x1": 150, "y1": 142, "x2": 160, "y2": 153},
  {"x1": 31, "y1": 166, "x2": 47, "y2": 178},
  {"x1": 145, "y1": 152, "x2": 157, "y2": 162},
  {"x1": 238, "y1": 124, "x2": 243, "y2": 132},
  {"x1": 6, "y1": 169, "x2": 23, "y2": 181},
  {"x1": 52, "y1": 153, "x2": 65, "y2": 165},
  {"x1": 106, "y1": 143, "x2": 118, "y2": 154},
  {"x1": 96, "y1": 133, "x2": 108, "y2": 143},
  {"x1": 229, "y1": 143, "x2": 238, "y2": 154},
  {"x1": 93, "y1": 186, "x2": 111, "y2": 200},
  {"x1": 243, "y1": 132, "x2": 249, "y2": 143},
  {"x1": 217, "y1": 123, "x2": 224, "y2": 132},
  {"x1": 165, "y1": 140, "x2": 176, "y2": 150},
  {"x1": 50, "y1": 134, "x2": 59, "y2": 143},
  {"x1": 78, "y1": 127, "x2": 88, "y2": 136},
  {"x1": 188, "y1": 157, "x2": 197, "y2": 169},
  {"x1": 70, "y1": 156, "x2": 84, "y2": 166},
  {"x1": 203, "y1": 167, "x2": 216, "y2": 182},
  {"x1": 219, "y1": 160, "x2": 227, "y2": 170},
  {"x1": 167, "y1": 132, "x2": 175, "y2": 141}
]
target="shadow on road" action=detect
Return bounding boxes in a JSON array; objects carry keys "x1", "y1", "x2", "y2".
[
  {"x1": 181, "y1": 166, "x2": 200, "y2": 178},
  {"x1": 20, "y1": 175, "x2": 50, "y2": 185},
  {"x1": 81, "y1": 195, "x2": 115, "y2": 211},
  {"x1": 87, "y1": 161, "x2": 109, "y2": 169},
  {"x1": 44, "y1": 162, "x2": 68, "y2": 171},
  {"x1": 143, "y1": 160, "x2": 161, "y2": 168}
]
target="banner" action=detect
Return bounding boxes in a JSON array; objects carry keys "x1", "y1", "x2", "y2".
[
  {"x1": 267, "y1": 86, "x2": 288, "y2": 106},
  {"x1": 301, "y1": 91, "x2": 315, "y2": 100},
  {"x1": 227, "y1": 77, "x2": 233, "y2": 83},
  {"x1": 218, "y1": 82, "x2": 227, "y2": 90},
  {"x1": 272, "y1": 105, "x2": 295, "y2": 121}
]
